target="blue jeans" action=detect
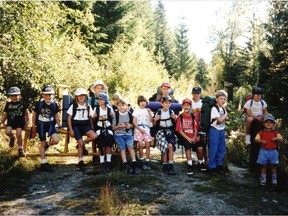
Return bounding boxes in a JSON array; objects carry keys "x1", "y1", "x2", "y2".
[
  {"x1": 114, "y1": 134, "x2": 134, "y2": 150},
  {"x1": 208, "y1": 127, "x2": 226, "y2": 169}
]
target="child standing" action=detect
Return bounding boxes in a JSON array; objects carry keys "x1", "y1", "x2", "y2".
[
  {"x1": 0, "y1": 87, "x2": 29, "y2": 157},
  {"x1": 176, "y1": 98, "x2": 202, "y2": 175},
  {"x1": 133, "y1": 95, "x2": 153, "y2": 170},
  {"x1": 112, "y1": 99, "x2": 140, "y2": 174},
  {"x1": 67, "y1": 88, "x2": 97, "y2": 172},
  {"x1": 93, "y1": 93, "x2": 114, "y2": 172},
  {"x1": 191, "y1": 87, "x2": 207, "y2": 171},
  {"x1": 255, "y1": 114, "x2": 283, "y2": 186},
  {"x1": 154, "y1": 95, "x2": 178, "y2": 175},
  {"x1": 88, "y1": 80, "x2": 108, "y2": 164},
  {"x1": 32, "y1": 85, "x2": 61, "y2": 171},
  {"x1": 207, "y1": 90, "x2": 228, "y2": 175},
  {"x1": 244, "y1": 87, "x2": 268, "y2": 145}
]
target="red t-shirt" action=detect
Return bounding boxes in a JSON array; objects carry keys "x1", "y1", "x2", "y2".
[
  {"x1": 255, "y1": 130, "x2": 279, "y2": 150},
  {"x1": 176, "y1": 113, "x2": 199, "y2": 141}
]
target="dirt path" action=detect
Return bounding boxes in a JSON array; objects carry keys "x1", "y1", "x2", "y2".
[{"x1": 0, "y1": 149, "x2": 288, "y2": 215}]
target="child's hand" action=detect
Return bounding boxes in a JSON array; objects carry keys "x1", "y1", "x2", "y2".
[
  {"x1": 154, "y1": 115, "x2": 160, "y2": 121},
  {"x1": 171, "y1": 113, "x2": 177, "y2": 120},
  {"x1": 69, "y1": 130, "x2": 74, "y2": 137},
  {"x1": 261, "y1": 140, "x2": 267, "y2": 145},
  {"x1": 139, "y1": 128, "x2": 146, "y2": 134},
  {"x1": 271, "y1": 137, "x2": 278, "y2": 142}
]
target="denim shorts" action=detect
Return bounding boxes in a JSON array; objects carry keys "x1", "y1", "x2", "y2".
[
  {"x1": 72, "y1": 125, "x2": 93, "y2": 141},
  {"x1": 257, "y1": 148, "x2": 279, "y2": 165},
  {"x1": 114, "y1": 134, "x2": 134, "y2": 150}
]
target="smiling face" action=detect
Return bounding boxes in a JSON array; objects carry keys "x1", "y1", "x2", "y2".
[
  {"x1": 216, "y1": 95, "x2": 226, "y2": 107},
  {"x1": 182, "y1": 103, "x2": 191, "y2": 113},
  {"x1": 42, "y1": 93, "x2": 53, "y2": 103},
  {"x1": 139, "y1": 100, "x2": 147, "y2": 109},
  {"x1": 192, "y1": 92, "x2": 201, "y2": 102},
  {"x1": 76, "y1": 94, "x2": 86, "y2": 104},
  {"x1": 117, "y1": 103, "x2": 127, "y2": 113},
  {"x1": 263, "y1": 120, "x2": 274, "y2": 130},
  {"x1": 161, "y1": 100, "x2": 171, "y2": 111},
  {"x1": 97, "y1": 97, "x2": 106, "y2": 106}
]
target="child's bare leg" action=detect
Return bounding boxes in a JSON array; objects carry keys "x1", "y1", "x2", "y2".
[
  {"x1": 197, "y1": 147, "x2": 204, "y2": 161},
  {"x1": 120, "y1": 149, "x2": 127, "y2": 162},
  {"x1": 128, "y1": 146, "x2": 136, "y2": 161},
  {"x1": 168, "y1": 143, "x2": 173, "y2": 162},
  {"x1": 246, "y1": 117, "x2": 253, "y2": 134},
  {"x1": 77, "y1": 139, "x2": 84, "y2": 158},
  {"x1": 40, "y1": 141, "x2": 47, "y2": 160},
  {"x1": 16, "y1": 128, "x2": 23, "y2": 147},
  {"x1": 84, "y1": 130, "x2": 97, "y2": 143},
  {"x1": 138, "y1": 141, "x2": 144, "y2": 158},
  {"x1": 5, "y1": 126, "x2": 13, "y2": 137},
  {"x1": 145, "y1": 141, "x2": 150, "y2": 160},
  {"x1": 162, "y1": 151, "x2": 168, "y2": 163},
  {"x1": 186, "y1": 148, "x2": 192, "y2": 161},
  {"x1": 49, "y1": 133, "x2": 59, "y2": 146}
]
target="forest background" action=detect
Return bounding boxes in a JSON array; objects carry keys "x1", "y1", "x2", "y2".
[{"x1": 0, "y1": 0, "x2": 287, "y2": 163}]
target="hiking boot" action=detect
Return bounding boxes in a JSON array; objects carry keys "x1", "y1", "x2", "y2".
[
  {"x1": 45, "y1": 142, "x2": 50, "y2": 151},
  {"x1": 18, "y1": 149, "x2": 26, "y2": 157},
  {"x1": 208, "y1": 168, "x2": 217, "y2": 176},
  {"x1": 168, "y1": 163, "x2": 176, "y2": 175},
  {"x1": 92, "y1": 155, "x2": 98, "y2": 166},
  {"x1": 131, "y1": 161, "x2": 141, "y2": 175},
  {"x1": 41, "y1": 163, "x2": 52, "y2": 172},
  {"x1": 124, "y1": 162, "x2": 134, "y2": 174},
  {"x1": 9, "y1": 135, "x2": 15, "y2": 147},
  {"x1": 217, "y1": 166, "x2": 228, "y2": 176},
  {"x1": 260, "y1": 178, "x2": 266, "y2": 186},
  {"x1": 187, "y1": 165, "x2": 194, "y2": 176},
  {"x1": 245, "y1": 134, "x2": 251, "y2": 145},
  {"x1": 162, "y1": 164, "x2": 169, "y2": 175},
  {"x1": 199, "y1": 163, "x2": 207, "y2": 172},
  {"x1": 78, "y1": 160, "x2": 86, "y2": 172},
  {"x1": 140, "y1": 161, "x2": 151, "y2": 171},
  {"x1": 106, "y1": 162, "x2": 112, "y2": 172},
  {"x1": 271, "y1": 179, "x2": 277, "y2": 187}
]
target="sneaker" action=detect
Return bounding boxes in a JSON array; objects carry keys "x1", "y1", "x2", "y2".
[
  {"x1": 141, "y1": 161, "x2": 151, "y2": 171},
  {"x1": 271, "y1": 179, "x2": 277, "y2": 187},
  {"x1": 199, "y1": 163, "x2": 207, "y2": 172},
  {"x1": 18, "y1": 149, "x2": 26, "y2": 157},
  {"x1": 245, "y1": 134, "x2": 251, "y2": 145},
  {"x1": 187, "y1": 165, "x2": 194, "y2": 176},
  {"x1": 78, "y1": 161, "x2": 86, "y2": 172},
  {"x1": 168, "y1": 163, "x2": 176, "y2": 175},
  {"x1": 41, "y1": 163, "x2": 52, "y2": 172},
  {"x1": 131, "y1": 161, "x2": 141, "y2": 175},
  {"x1": 9, "y1": 135, "x2": 15, "y2": 147},
  {"x1": 45, "y1": 142, "x2": 50, "y2": 151},
  {"x1": 260, "y1": 178, "x2": 266, "y2": 186},
  {"x1": 123, "y1": 162, "x2": 134, "y2": 174},
  {"x1": 162, "y1": 164, "x2": 169, "y2": 174}
]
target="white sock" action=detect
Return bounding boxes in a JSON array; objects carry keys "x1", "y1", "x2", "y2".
[
  {"x1": 145, "y1": 158, "x2": 150, "y2": 162},
  {"x1": 199, "y1": 159, "x2": 204, "y2": 164},
  {"x1": 41, "y1": 159, "x2": 47, "y2": 164},
  {"x1": 168, "y1": 160, "x2": 173, "y2": 164},
  {"x1": 106, "y1": 154, "x2": 112, "y2": 162},
  {"x1": 18, "y1": 146, "x2": 23, "y2": 149},
  {"x1": 79, "y1": 157, "x2": 83, "y2": 162},
  {"x1": 187, "y1": 160, "x2": 192, "y2": 166},
  {"x1": 100, "y1": 155, "x2": 105, "y2": 163},
  {"x1": 140, "y1": 157, "x2": 144, "y2": 161}
]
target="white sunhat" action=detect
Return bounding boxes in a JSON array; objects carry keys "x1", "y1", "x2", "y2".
[
  {"x1": 90, "y1": 80, "x2": 108, "y2": 94},
  {"x1": 75, "y1": 88, "x2": 88, "y2": 96}
]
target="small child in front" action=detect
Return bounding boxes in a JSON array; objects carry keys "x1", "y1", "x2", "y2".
[
  {"x1": 154, "y1": 95, "x2": 178, "y2": 175},
  {"x1": 133, "y1": 95, "x2": 153, "y2": 170},
  {"x1": 0, "y1": 87, "x2": 29, "y2": 157},
  {"x1": 67, "y1": 88, "x2": 97, "y2": 172},
  {"x1": 255, "y1": 114, "x2": 283, "y2": 186},
  {"x1": 208, "y1": 90, "x2": 228, "y2": 176},
  {"x1": 112, "y1": 99, "x2": 140, "y2": 174}
]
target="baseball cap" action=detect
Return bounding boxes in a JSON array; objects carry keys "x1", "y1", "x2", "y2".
[
  {"x1": 161, "y1": 95, "x2": 172, "y2": 103},
  {"x1": 192, "y1": 87, "x2": 201, "y2": 94},
  {"x1": 182, "y1": 98, "x2": 192, "y2": 106},
  {"x1": 42, "y1": 85, "x2": 55, "y2": 94},
  {"x1": 263, "y1": 114, "x2": 275, "y2": 123},
  {"x1": 7, "y1": 87, "x2": 21, "y2": 96},
  {"x1": 161, "y1": 82, "x2": 171, "y2": 88}
]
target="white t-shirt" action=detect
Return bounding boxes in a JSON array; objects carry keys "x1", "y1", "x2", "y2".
[
  {"x1": 192, "y1": 99, "x2": 202, "y2": 111},
  {"x1": 244, "y1": 99, "x2": 267, "y2": 116},
  {"x1": 67, "y1": 103, "x2": 93, "y2": 121},
  {"x1": 210, "y1": 106, "x2": 226, "y2": 130},
  {"x1": 132, "y1": 108, "x2": 152, "y2": 132},
  {"x1": 159, "y1": 109, "x2": 174, "y2": 128}
]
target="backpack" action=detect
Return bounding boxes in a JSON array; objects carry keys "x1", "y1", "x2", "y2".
[
  {"x1": 94, "y1": 106, "x2": 113, "y2": 132},
  {"x1": 37, "y1": 99, "x2": 57, "y2": 122},
  {"x1": 242, "y1": 93, "x2": 264, "y2": 114},
  {"x1": 71, "y1": 102, "x2": 90, "y2": 120},
  {"x1": 152, "y1": 108, "x2": 175, "y2": 137},
  {"x1": 200, "y1": 96, "x2": 225, "y2": 133}
]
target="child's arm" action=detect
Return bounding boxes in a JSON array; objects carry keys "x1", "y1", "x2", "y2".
[
  {"x1": 254, "y1": 133, "x2": 267, "y2": 145},
  {"x1": 67, "y1": 115, "x2": 74, "y2": 137},
  {"x1": 133, "y1": 116, "x2": 145, "y2": 134},
  {"x1": 271, "y1": 133, "x2": 284, "y2": 143},
  {"x1": 32, "y1": 111, "x2": 37, "y2": 133},
  {"x1": 147, "y1": 108, "x2": 153, "y2": 123},
  {"x1": 55, "y1": 112, "x2": 61, "y2": 127}
]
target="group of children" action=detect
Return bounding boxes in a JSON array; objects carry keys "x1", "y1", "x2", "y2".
[{"x1": 0, "y1": 82, "x2": 284, "y2": 186}]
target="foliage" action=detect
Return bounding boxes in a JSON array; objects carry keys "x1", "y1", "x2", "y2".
[{"x1": 195, "y1": 58, "x2": 209, "y2": 90}]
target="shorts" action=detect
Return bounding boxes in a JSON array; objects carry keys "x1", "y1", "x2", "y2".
[
  {"x1": 96, "y1": 133, "x2": 114, "y2": 148},
  {"x1": 7, "y1": 121, "x2": 25, "y2": 130},
  {"x1": 114, "y1": 134, "x2": 134, "y2": 150},
  {"x1": 178, "y1": 137, "x2": 205, "y2": 151},
  {"x1": 257, "y1": 148, "x2": 279, "y2": 165},
  {"x1": 134, "y1": 130, "x2": 152, "y2": 142},
  {"x1": 37, "y1": 122, "x2": 57, "y2": 141},
  {"x1": 72, "y1": 125, "x2": 93, "y2": 141}
]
